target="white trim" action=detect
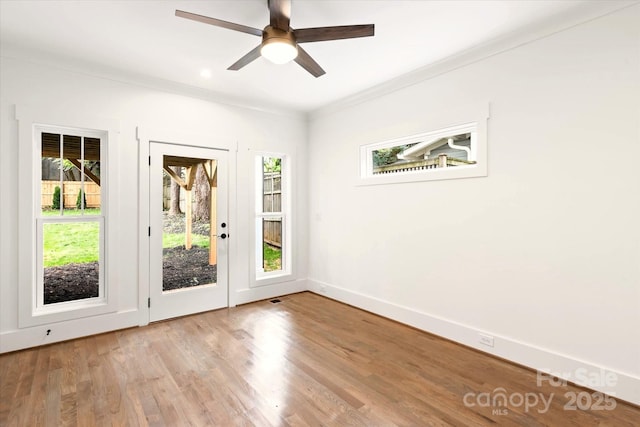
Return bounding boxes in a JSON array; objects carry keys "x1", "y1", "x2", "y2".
[
  {"x1": 0, "y1": 309, "x2": 139, "y2": 354},
  {"x1": 358, "y1": 113, "x2": 489, "y2": 186},
  {"x1": 306, "y1": 278, "x2": 640, "y2": 406},
  {"x1": 250, "y1": 152, "x2": 295, "y2": 287},
  {"x1": 16, "y1": 105, "x2": 120, "y2": 328},
  {"x1": 136, "y1": 126, "x2": 150, "y2": 326},
  {"x1": 1, "y1": 45, "x2": 305, "y2": 120},
  {"x1": 234, "y1": 279, "x2": 307, "y2": 306},
  {"x1": 310, "y1": 1, "x2": 638, "y2": 119},
  {"x1": 136, "y1": 126, "x2": 238, "y2": 319}
]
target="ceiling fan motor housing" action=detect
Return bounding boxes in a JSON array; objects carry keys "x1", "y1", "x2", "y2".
[
  {"x1": 263, "y1": 26, "x2": 296, "y2": 45},
  {"x1": 261, "y1": 26, "x2": 298, "y2": 64}
]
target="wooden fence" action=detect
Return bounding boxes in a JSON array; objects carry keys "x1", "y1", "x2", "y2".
[
  {"x1": 373, "y1": 154, "x2": 476, "y2": 175},
  {"x1": 263, "y1": 172, "x2": 282, "y2": 247},
  {"x1": 263, "y1": 218, "x2": 282, "y2": 248},
  {"x1": 41, "y1": 180, "x2": 101, "y2": 208},
  {"x1": 158, "y1": 171, "x2": 283, "y2": 248},
  {"x1": 163, "y1": 179, "x2": 185, "y2": 211}
]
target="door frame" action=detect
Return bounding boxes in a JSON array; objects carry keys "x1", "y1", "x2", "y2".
[{"x1": 136, "y1": 126, "x2": 237, "y2": 326}]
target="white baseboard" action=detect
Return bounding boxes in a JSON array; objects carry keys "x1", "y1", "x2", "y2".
[
  {"x1": 307, "y1": 278, "x2": 640, "y2": 406},
  {"x1": 232, "y1": 279, "x2": 307, "y2": 306},
  {"x1": 0, "y1": 309, "x2": 140, "y2": 353},
  {"x1": 0, "y1": 279, "x2": 308, "y2": 353}
]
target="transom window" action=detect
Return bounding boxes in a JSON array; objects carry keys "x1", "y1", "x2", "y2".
[{"x1": 361, "y1": 122, "x2": 478, "y2": 180}]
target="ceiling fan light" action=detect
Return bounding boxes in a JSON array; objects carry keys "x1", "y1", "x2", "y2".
[{"x1": 261, "y1": 39, "x2": 298, "y2": 64}]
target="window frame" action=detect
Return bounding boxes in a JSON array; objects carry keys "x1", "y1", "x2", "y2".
[
  {"x1": 251, "y1": 152, "x2": 293, "y2": 286},
  {"x1": 17, "y1": 107, "x2": 118, "y2": 328},
  {"x1": 36, "y1": 215, "x2": 106, "y2": 310},
  {"x1": 358, "y1": 117, "x2": 488, "y2": 186}
]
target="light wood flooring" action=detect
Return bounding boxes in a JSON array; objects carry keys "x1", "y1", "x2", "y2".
[{"x1": 1, "y1": 292, "x2": 638, "y2": 426}]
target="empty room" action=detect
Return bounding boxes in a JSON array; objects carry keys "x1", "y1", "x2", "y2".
[{"x1": 1, "y1": 0, "x2": 639, "y2": 425}]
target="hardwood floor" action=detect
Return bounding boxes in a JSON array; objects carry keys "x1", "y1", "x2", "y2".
[{"x1": 1, "y1": 292, "x2": 638, "y2": 426}]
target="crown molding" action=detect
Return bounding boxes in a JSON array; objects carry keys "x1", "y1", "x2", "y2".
[
  {"x1": 0, "y1": 42, "x2": 306, "y2": 121},
  {"x1": 309, "y1": 1, "x2": 639, "y2": 121}
]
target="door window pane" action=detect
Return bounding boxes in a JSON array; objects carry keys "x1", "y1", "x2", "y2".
[{"x1": 161, "y1": 157, "x2": 217, "y2": 291}]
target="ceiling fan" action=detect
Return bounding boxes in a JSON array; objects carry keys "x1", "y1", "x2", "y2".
[{"x1": 175, "y1": 0, "x2": 375, "y2": 78}]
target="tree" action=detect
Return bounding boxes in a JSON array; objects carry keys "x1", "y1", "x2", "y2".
[
  {"x1": 76, "y1": 189, "x2": 86, "y2": 209},
  {"x1": 52, "y1": 186, "x2": 61, "y2": 210},
  {"x1": 168, "y1": 166, "x2": 182, "y2": 215},
  {"x1": 263, "y1": 157, "x2": 281, "y2": 172},
  {"x1": 193, "y1": 163, "x2": 210, "y2": 222},
  {"x1": 49, "y1": 158, "x2": 100, "y2": 183},
  {"x1": 51, "y1": 158, "x2": 80, "y2": 181},
  {"x1": 372, "y1": 143, "x2": 418, "y2": 167}
]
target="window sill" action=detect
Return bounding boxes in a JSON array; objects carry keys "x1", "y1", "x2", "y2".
[
  {"x1": 22, "y1": 297, "x2": 116, "y2": 328},
  {"x1": 357, "y1": 163, "x2": 487, "y2": 186},
  {"x1": 253, "y1": 272, "x2": 295, "y2": 288}
]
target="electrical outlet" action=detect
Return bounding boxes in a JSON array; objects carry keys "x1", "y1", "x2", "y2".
[{"x1": 478, "y1": 333, "x2": 494, "y2": 347}]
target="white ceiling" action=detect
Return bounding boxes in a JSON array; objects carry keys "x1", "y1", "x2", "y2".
[{"x1": 0, "y1": 0, "x2": 633, "y2": 113}]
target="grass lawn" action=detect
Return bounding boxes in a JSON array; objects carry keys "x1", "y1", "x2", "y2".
[
  {"x1": 42, "y1": 209, "x2": 103, "y2": 267},
  {"x1": 163, "y1": 233, "x2": 210, "y2": 249},
  {"x1": 43, "y1": 221, "x2": 100, "y2": 267},
  {"x1": 263, "y1": 243, "x2": 282, "y2": 272},
  {"x1": 42, "y1": 208, "x2": 102, "y2": 217},
  {"x1": 42, "y1": 208, "x2": 283, "y2": 269}
]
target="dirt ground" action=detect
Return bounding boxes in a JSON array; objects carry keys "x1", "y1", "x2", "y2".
[
  {"x1": 44, "y1": 213, "x2": 214, "y2": 304},
  {"x1": 44, "y1": 263, "x2": 99, "y2": 304},
  {"x1": 162, "y1": 246, "x2": 216, "y2": 291},
  {"x1": 161, "y1": 213, "x2": 216, "y2": 290}
]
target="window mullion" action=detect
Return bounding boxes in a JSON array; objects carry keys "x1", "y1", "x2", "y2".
[
  {"x1": 80, "y1": 135, "x2": 85, "y2": 215},
  {"x1": 59, "y1": 134, "x2": 64, "y2": 216}
]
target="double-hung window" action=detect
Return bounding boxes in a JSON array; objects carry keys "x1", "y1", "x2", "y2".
[
  {"x1": 254, "y1": 155, "x2": 291, "y2": 282},
  {"x1": 34, "y1": 125, "x2": 107, "y2": 316},
  {"x1": 17, "y1": 105, "x2": 117, "y2": 329}
]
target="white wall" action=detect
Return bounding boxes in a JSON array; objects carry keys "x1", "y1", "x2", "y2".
[
  {"x1": 0, "y1": 56, "x2": 308, "y2": 351},
  {"x1": 1, "y1": 1, "x2": 638, "y2": 406},
  {"x1": 307, "y1": 6, "x2": 640, "y2": 404}
]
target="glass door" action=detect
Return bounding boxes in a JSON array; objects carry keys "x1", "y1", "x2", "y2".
[{"x1": 149, "y1": 142, "x2": 228, "y2": 321}]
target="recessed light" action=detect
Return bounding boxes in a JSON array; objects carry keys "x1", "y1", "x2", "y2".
[{"x1": 200, "y1": 69, "x2": 212, "y2": 78}]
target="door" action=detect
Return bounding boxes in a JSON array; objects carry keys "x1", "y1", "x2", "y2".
[{"x1": 149, "y1": 142, "x2": 228, "y2": 321}]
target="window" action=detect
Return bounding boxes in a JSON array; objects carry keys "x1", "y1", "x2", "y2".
[
  {"x1": 36, "y1": 126, "x2": 106, "y2": 310},
  {"x1": 359, "y1": 120, "x2": 487, "y2": 185},
  {"x1": 254, "y1": 155, "x2": 291, "y2": 281},
  {"x1": 17, "y1": 105, "x2": 118, "y2": 328}
]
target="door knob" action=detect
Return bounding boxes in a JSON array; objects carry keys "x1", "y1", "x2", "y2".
[
  {"x1": 221, "y1": 223, "x2": 226, "y2": 228},
  {"x1": 220, "y1": 233, "x2": 227, "y2": 239}
]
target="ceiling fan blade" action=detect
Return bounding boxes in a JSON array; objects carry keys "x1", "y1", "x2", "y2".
[
  {"x1": 269, "y1": 0, "x2": 291, "y2": 31},
  {"x1": 294, "y1": 45, "x2": 325, "y2": 78},
  {"x1": 228, "y1": 45, "x2": 263, "y2": 71},
  {"x1": 175, "y1": 10, "x2": 263, "y2": 37},
  {"x1": 295, "y1": 24, "x2": 375, "y2": 43}
]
